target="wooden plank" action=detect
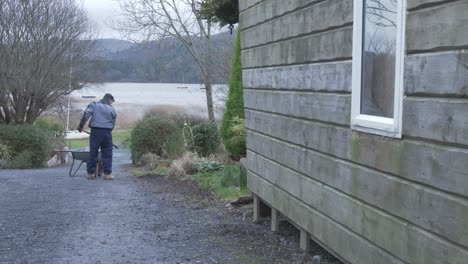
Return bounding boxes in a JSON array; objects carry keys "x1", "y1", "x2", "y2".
[
  {"x1": 243, "y1": 90, "x2": 351, "y2": 125},
  {"x1": 242, "y1": 61, "x2": 352, "y2": 92},
  {"x1": 407, "y1": 0, "x2": 453, "y2": 10},
  {"x1": 241, "y1": 27, "x2": 353, "y2": 68},
  {"x1": 253, "y1": 194, "x2": 261, "y2": 223},
  {"x1": 239, "y1": 0, "x2": 264, "y2": 13},
  {"x1": 405, "y1": 50, "x2": 468, "y2": 96},
  {"x1": 299, "y1": 228, "x2": 311, "y2": 251},
  {"x1": 244, "y1": 109, "x2": 468, "y2": 197},
  {"x1": 240, "y1": 0, "x2": 319, "y2": 30},
  {"x1": 241, "y1": 0, "x2": 352, "y2": 49},
  {"x1": 248, "y1": 173, "x2": 405, "y2": 264},
  {"x1": 247, "y1": 132, "x2": 468, "y2": 247},
  {"x1": 407, "y1": 1, "x2": 468, "y2": 51},
  {"x1": 248, "y1": 153, "x2": 468, "y2": 264},
  {"x1": 271, "y1": 208, "x2": 280, "y2": 232},
  {"x1": 403, "y1": 97, "x2": 468, "y2": 146}
]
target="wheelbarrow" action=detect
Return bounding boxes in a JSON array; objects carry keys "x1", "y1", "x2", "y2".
[
  {"x1": 67, "y1": 130, "x2": 118, "y2": 177},
  {"x1": 69, "y1": 151, "x2": 103, "y2": 177}
]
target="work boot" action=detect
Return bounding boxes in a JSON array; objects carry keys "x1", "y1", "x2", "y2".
[
  {"x1": 103, "y1": 173, "x2": 114, "y2": 180},
  {"x1": 87, "y1": 173, "x2": 96, "y2": 180}
]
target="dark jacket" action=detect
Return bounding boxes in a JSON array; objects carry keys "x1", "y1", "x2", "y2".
[{"x1": 79, "y1": 99, "x2": 117, "y2": 130}]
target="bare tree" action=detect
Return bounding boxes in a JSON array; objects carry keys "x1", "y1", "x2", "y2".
[
  {"x1": 116, "y1": 0, "x2": 222, "y2": 121},
  {"x1": 365, "y1": 0, "x2": 397, "y2": 28},
  {"x1": 0, "y1": 0, "x2": 96, "y2": 124}
]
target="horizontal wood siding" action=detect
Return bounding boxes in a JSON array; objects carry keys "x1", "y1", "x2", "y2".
[
  {"x1": 249, "y1": 173, "x2": 405, "y2": 264},
  {"x1": 239, "y1": 0, "x2": 319, "y2": 30},
  {"x1": 244, "y1": 90, "x2": 351, "y2": 125},
  {"x1": 242, "y1": 27, "x2": 353, "y2": 68},
  {"x1": 403, "y1": 98, "x2": 468, "y2": 146},
  {"x1": 238, "y1": 0, "x2": 264, "y2": 13},
  {"x1": 245, "y1": 109, "x2": 468, "y2": 197},
  {"x1": 407, "y1": 0, "x2": 456, "y2": 9},
  {"x1": 248, "y1": 152, "x2": 468, "y2": 264},
  {"x1": 243, "y1": 61, "x2": 352, "y2": 92},
  {"x1": 247, "y1": 131, "x2": 468, "y2": 248},
  {"x1": 241, "y1": 0, "x2": 352, "y2": 49},
  {"x1": 405, "y1": 50, "x2": 468, "y2": 96},
  {"x1": 240, "y1": 0, "x2": 468, "y2": 263},
  {"x1": 406, "y1": 1, "x2": 468, "y2": 52}
]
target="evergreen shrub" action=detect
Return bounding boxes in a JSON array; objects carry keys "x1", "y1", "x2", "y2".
[
  {"x1": 190, "y1": 122, "x2": 220, "y2": 157},
  {"x1": 220, "y1": 30, "x2": 246, "y2": 156},
  {"x1": 131, "y1": 115, "x2": 185, "y2": 164},
  {"x1": 0, "y1": 124, "x2": 53, "y2": 168},
  {"x1": 0, "y1": 142, "x2": 12, "y2": 161},
  {"x1": 8, "y1": 150, "x2": 34, "y2": 169},
  {"x1": 34, "y1": 117, "x2": 65, "y2": 136}
]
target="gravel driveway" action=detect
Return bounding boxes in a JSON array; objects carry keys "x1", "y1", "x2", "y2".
[{"x1": 0, "y1": 150, "x2": 341, "y2": 264}]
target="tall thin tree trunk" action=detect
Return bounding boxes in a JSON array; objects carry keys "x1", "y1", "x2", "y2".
[{"x1": 204, "y1": 76, "x2": 215, "y2": 121}]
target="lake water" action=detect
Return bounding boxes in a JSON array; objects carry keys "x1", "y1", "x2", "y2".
[{"x1": 70, "y1": 83, "x2": 226, "y2": 127}]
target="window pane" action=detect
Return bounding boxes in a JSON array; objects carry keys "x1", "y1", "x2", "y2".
[{"x1": 361, "y1": 0, "x2": 397, "y2": 118}]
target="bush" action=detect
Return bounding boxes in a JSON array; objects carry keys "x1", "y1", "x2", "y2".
[
  {"x1": 226, "y1": 117, "x2": 245, "y2": 153},
  {"x1": 34, "y1": 117, "x2": 65, "y2": 136},
  {"x1": 143, "y1": 111, "x2": 206, "y2": 130},
  {"x1": 220, "y1": 30, "x2": 246, "y2": 156},
  {"x1": 0, "y1": 124, "x2": 53, "y2": 168},
  {"x1": 220, "y1": 164, "x2": 247, "y2": 190},
  {"x1": 190, "y1": 122, "x2": 220, "y2": 157},
  {"x1": 7, "y1": 150, "x2": 34, "y2": 169},
  {"x1": 35, "y1": 117, "x2": 66, "y2": 152},
  {"x1": 131, "y1": 115, "x2": 185, "y2": 164},
  {"x1": 0, "y1": 142, "x2": 12, "y2": 160}
]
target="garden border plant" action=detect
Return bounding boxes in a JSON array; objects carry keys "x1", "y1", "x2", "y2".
[
  {"x1": 190, "y1": 122, "x2": 221, "y2": 157},
  {"x1": 0, "y1": 124, "x2": 53, "y2": 169},
  {"x1": 130, "y1": 114, "x2": 185, "y2": 164}
]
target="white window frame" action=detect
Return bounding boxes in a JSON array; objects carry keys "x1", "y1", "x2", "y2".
[{"x1": 351, "y1": 0, "x2": 406, "y2": 138}]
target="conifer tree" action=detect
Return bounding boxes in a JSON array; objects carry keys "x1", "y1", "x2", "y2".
[{"x1": 220, "y1": 30, "x2": 245, "y2": 156}]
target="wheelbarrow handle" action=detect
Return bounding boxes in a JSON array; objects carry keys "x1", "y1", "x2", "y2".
[{"x1": 81, "y1": 130, "x2": 119, "y2": 149}]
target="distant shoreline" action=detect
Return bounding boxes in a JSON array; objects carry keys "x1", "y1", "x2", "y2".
[
  {"x1": 70, "y1": 83, "x2": 225, "y2": 128},
  {"x1": 82, "y1": 81, "x2": 226, "y2": 85}
]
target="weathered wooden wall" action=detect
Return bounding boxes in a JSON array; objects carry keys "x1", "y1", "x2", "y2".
[{"x1": 240, "y1": 0, "x2": 468, "y2": 263}]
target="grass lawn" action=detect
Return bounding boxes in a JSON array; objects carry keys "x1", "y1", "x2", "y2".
[
  {"x1": 130, "y1": 162, "x2": 249, "y2": 202},
  {"x1": 65, "y1": 129, "x2": 132, "y2": 149}
]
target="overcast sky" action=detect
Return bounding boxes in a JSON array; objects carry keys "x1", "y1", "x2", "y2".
[{"x1": 83, "y1": 0, "x2": 121, "y2": 39}]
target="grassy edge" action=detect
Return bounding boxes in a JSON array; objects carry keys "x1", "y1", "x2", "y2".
[
  {"x1": 65, "y1": 129, "x2": 132, "y2": 149},
  {"x1": 131, "y1": 167, "x2": 169, "y2": 177},
  {"x1": 192, "y1": 167, "x2": 250, "y2": 201}
]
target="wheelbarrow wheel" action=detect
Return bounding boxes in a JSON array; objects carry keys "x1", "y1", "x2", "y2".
[{"x1": 96, "y1": 161, "x2": 103, "y2": 177}]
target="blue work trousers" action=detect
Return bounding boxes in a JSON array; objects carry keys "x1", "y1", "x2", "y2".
[{"x1": 87, "y1": 128, "x2": 113, "y2": 175}]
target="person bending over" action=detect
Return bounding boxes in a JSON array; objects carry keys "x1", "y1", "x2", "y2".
[{"x1": 78, "y1": 93, "x2": 117, "y2": 180}]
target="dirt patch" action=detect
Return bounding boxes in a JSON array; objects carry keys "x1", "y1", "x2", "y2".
[
  {"x1": 0, "y1": 150, "x2": 343, "y2": 264},
  {"x1": 138, "y1": 173, "x2": 218, "y2": 209},
  {"x1": 137, "y1": 173, "x2": 343, "y2": 264}
]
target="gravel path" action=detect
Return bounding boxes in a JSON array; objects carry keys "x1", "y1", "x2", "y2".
[{"x1": 0, "y1": 150, "x2": 341, "y2": 264}]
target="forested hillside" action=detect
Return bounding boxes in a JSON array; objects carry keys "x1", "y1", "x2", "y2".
[{"x1": 86, "y1": 32, "x2": 235, "y2": 84}]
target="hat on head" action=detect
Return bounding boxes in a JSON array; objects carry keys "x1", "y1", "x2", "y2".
[{"x1": 103, "y1": 93, "x2": 114, "y2": 102}]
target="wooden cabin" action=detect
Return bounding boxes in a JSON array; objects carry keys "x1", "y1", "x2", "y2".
[{"x1": 240, "y1": 0, "x2": 468, "y2": 263}]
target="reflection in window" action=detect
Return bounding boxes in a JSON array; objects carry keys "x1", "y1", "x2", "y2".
[{"x1": 361, "y1": 0, "x2": 397, "y2": 118}]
